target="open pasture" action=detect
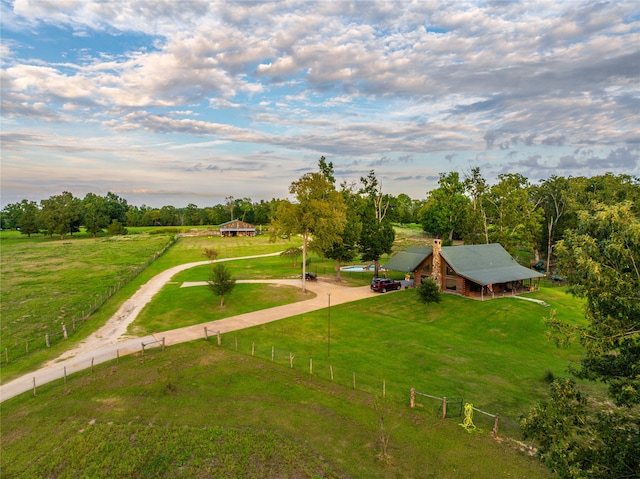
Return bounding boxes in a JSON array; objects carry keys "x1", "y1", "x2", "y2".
[
  {"x1": 0, "y1": 234, "x2": 174, "y2": 355},
  {"x1": 0, "y1": 233, "x2": 301, "y2": 379}
]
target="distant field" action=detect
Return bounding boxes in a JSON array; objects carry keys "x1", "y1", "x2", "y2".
[{"x1": 0, "y1": 234, "x2": 174, "y2": 352}]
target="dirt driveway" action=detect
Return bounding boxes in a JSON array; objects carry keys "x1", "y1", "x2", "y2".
[{"x1": 0, "y1": 253, "x2": 376, "y2": 402}]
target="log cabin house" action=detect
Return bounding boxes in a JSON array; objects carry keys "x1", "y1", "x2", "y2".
[{"x1": 382, "y1": 240, "x2": 544, "y2": 300}]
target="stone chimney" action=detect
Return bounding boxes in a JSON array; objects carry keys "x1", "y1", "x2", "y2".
[{"x1": 432, "y1": 239, "x2": 442, "y2": 287}]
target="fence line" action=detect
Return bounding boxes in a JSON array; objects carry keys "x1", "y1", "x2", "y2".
[
  {"x1": 410, "y1": 387, "x2": 501, "y2": 437},
  {"x1": 208, "y1": 330, "x2": 389, "y2": 398},
  {"x1": 0, "y1": 235, "x2": 177, "y2": 368},
  {"x1": 25, "y1": 330, "x2": 500, "y2": 440},
  {"x1": 205, "y1": 330, "x2": 499, "y2": 437}
]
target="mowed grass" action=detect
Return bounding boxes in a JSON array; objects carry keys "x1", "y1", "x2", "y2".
[
  {"x1": 132, "y1": 282, "x2": 313, "y2": 335},
  {"x1": 219, "y1": 285, "x2": 586, "y2": 437},
  {"x1": 1, "y1": 342, "x2": 558, "y2": 479}
]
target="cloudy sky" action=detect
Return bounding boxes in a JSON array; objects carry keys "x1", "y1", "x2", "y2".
[{"x1": 1, "y1": 0, "x2": 639, "y2": 208}]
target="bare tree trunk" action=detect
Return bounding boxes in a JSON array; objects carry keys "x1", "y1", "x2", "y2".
[
  {"x1": 302, "y1": 232, "x2": 308, "y2": 293},
  {"x1": 546, "y1": 219, "x2": 554, "y2": 275}
]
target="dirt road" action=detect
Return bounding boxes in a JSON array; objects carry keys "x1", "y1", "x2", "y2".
[{"x1": 0, "y1": 253, "x2": 375, "y2": 402}]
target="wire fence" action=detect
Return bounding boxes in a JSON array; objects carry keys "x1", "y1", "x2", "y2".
[
  {"x1": 0, "y1": 236, "x2": 177, "y2": 369},
  {"x1": 205, "y1": 330, "x2": 504, "y2": 438},
  {"x1": 23, "y1": 329, "x2": 503, "y2": 441}
]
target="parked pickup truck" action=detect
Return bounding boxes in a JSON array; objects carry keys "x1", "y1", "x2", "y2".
[{"x1": 370, "y1": 278, "x2": 402, "y2": 293}]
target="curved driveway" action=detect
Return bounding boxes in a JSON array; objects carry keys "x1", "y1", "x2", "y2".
[{"x1": 0, "y1": 253, "x2": 375, "y2": 402}]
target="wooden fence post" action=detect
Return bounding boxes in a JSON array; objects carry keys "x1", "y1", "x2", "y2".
[
  {"x1": 271, "y1": 346, "x2": 274, "y2": 361},
  {"x1": 309, "y1": 358, "x2": 313, "y2": 375},
  {"x1": 45, "y1": 333, "x2": 50, "y2": 348},
  {"x1": 64, "y1": 366, "x2": 67, "y2": 383},
  {"x1": 353, "y1": 372, "x2": 356, "y2": 390},
  {"x1": 217, "y1": 331, "x2": 221, "y2": 346},
  {"x1": 252, "y1": 342, "x2": 255, "y2": 356},
  {"x1": 141, "y1": 342, "x2": 145, "y2": 356},
  {"x1": 330, "y1": 365, "x2": 334, "y2": 381},
  {"x1": 162, "y1": 337, "x2": 165, "y2": 351},
  {"x1": 235, "y1": 337, "x2": 238, "y2": 352},
  {"x1": 33, "y1": 377, "x2": 36, "y2": 397},
  {"x1": 410, "y1": 388, "x2": 415, "y2": 408},
  {"x1": 204, "y1": 327, "x2": 208, "y2": 340},
  {"x1": 62, "y1": 322, "x2": 68, "y2": 339},
  {"x1": 91, "y1": 357, "x2": 94, "y2": 373},
  {"x1": 383, "y1": 379, "x2": 386, "y2": 398},
  {"x1": 5, "y1": 347, "x2": 8, "y2": 364},
  {"x1": 289, "y1": 352, "x2": 293, "y2": 368},
  {"x1": 116, "y1": 349, "x2": 120, "y2": 364},
  {"x1": 442, "y1": 397, "x2": 447, "y2": 419},
  {"x1": 492, "y1": 414, "x2": 500, "y2": 438},
  {"x1": 26, "y1": 339, "x2": 29, "y2": 355}
]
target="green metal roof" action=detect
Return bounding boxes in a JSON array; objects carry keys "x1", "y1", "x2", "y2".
[
  {"x1": 439, "y1": 243, "x2": 544, "y2": 285},
  {"x1": 383, "y1": 243, "x2": 543, "y2": 285},
  {"x1": 406, "y1": 246, "x2": 433, "y2": 255},
  {"x1": 382, "y1": 250, "x2": 431, "y2": 273}
]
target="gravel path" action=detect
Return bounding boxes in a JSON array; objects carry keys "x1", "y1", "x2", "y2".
[{"x1": 0, "y1": 253, "x2": 376, "y2": 402}]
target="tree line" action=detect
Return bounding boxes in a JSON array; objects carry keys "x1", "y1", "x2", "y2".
[{"x1": 2, "y1": 170, "x2": 637, "y2": 269}]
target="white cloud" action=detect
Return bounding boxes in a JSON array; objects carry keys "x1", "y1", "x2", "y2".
[{"x1": 2, "y1": 0, "x2": 639, "y2": 207}]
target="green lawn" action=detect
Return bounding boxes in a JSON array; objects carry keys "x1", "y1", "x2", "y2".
[
  {"x1": 220, "y1": 285, "x2": 585, "y2": 437},
  {"x1": 0, "y1": 233, "x2": 174, "y2": 351},
  {"x1": 132, "y1": 282, "x2": 313, "y2": 335},
  {"x1": 1, "y1": 342, "x2": 558, "y2": 479}
]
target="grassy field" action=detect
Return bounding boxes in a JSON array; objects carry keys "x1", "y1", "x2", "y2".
[
  {"x1": 1, "y1": 341, "x2": 559, "y2": 478},
  {"x1": 0, "y1": 231, "x2": 300, "y2": 380},
  {"x1": 0, "y1": 232, "x2": 175, "y2": 353},
  {"x1": 131, "y1": 277, "x2": 586, "y2": 437},
  {"x1": 1, "y1": 231, "x2": 586, "y2": 477}
]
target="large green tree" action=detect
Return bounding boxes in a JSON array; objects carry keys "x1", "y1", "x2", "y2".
[
  {"x1": 271, "y1": 159, "x2": 346, "y2": 292},
  {"x1": 3, "y1": 199, "x2": 41, "y2": 236},
  {"x1": 82, "y1": 193, "x2": 110, "y2": 237},
  {"x1": 485, "y1": 173, "x2": 542, "y2": 257},
  {"x1": 419, "y1": 171, "x2": 470, "y2": 242},
  {"x1": 40, "y1": 191, "x2": 81, "y2": 239},
  {"x1": 17, "y1": 200, "x2": 40, "y2": 237},
  {"x1": 105, "y1": 192, "x2": 129, "y2": 225},
  {"x1": 358, "y1": 170, "x2": 395, "y2": 277},
  {"x1": 521, "y1": 201, "x2": 640, "y2": 478},
  {"x1": 556, "y1": 201, "x2": 639, "y2": 405},
  {"x1": 463, "y1": 166, "x2": 489, "y2": 244},
  {"x1": 322, "y1": 181, "x2": 362, "y2": 281},
  {"x1": 533, "y1": 176, "x2": 570, "y2": 273}
]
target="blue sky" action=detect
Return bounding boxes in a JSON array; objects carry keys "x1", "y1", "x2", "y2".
[{"x1": 1, "y1": 0, "x2": 639, "y2": 208}]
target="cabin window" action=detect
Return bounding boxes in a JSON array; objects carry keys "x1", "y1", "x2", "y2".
[
  {"x1": 470, "y1": 282, "x2": 482, "y2": 293},
  {"x1": 446, "y1": 266, "x2": 456, "y2": 276},
  {"x1": 446, "y1": 279, "x2": 457, "y2": 290}
]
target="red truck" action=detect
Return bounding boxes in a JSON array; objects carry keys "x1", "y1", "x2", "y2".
[{"x1": 370, "y1": 278, "x2": 402, "y2": 293}]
